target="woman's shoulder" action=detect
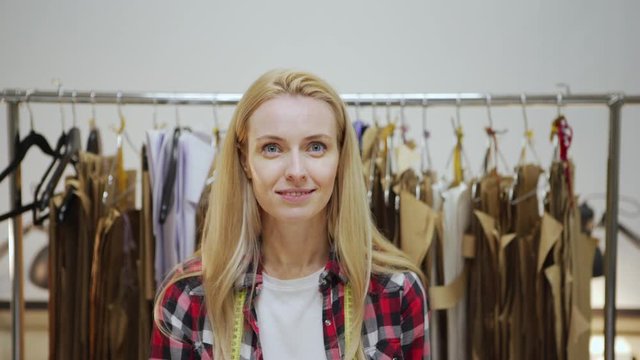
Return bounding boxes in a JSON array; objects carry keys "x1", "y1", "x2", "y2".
[
  {"x1": 369, "y1": 270, "x2": 425, "y2": 297},
  {"x1": 154, "y1": 257, "x2": 208, "y2": 346},
  {"x1": 157, "y1": 257, "x2": 206, "y2": 305}
]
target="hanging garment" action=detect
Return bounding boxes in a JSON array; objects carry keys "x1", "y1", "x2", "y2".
[
  {"x1": 398, "y1": 170, "x2": 436, "y2": 269},
  {"x1": 92, "y1": 209, "x2": 141, "y2": 360},
  {"x1": 566, "y1": 205, "x2": 597, "y2": 360},
  {"x1": 418, "y1": 171, "x2": 436, "y2": 207},
  {"x1": 48, "y1": 152, "x2": 114, "y2": 360},
  {"x1": 439, "y1": 182, "x2": 471, "y2": 360},
  {"x1": 415, "y1": 124, "x2": 473, "y2": 360},
  {"x1": 90, "y1": 208, "x2": 116, "y2": 359},
  {"x1": 544, "y1": 159, "x2": 596, "y2": 360},
  {"x1": 80, "y1": 152, "x2": 117, "y2": 360},
  {"x1": 424, "y1": 176, "x2": 449, "y2": 360},
  {"x1": 366, "y1": 125, "x2": 400, "y2": 245},
  {"x1": 146, "y1": 129, "x2": 216, "y2": 284},
  {"x1": 397, "y1": 169, "x2": 448, "y2": 360},
  {"x1": 466, "y1": 170, "x2": 518, "y2": 360},
  {"x1": 510, "y1": 164, "x2": 544, "y2": 360},
  {"x1": 361, "y1": 123, "x2": 379, "y2": 210},
  {"x1": 361, "y1": 125, "x2": 386, "y2": 237},
  {"x1": 138, "y1": 145, "x2": 155, "y2": 360},
  {"x1": 49, "y1": 186, "x2": 90, "y2": 360},
  {"x1": 539, "y1": 160, "x2": 571, "y2": 360},
  {"x1": 46, "y1": 148, "x2": 147, "y2": 360},
  {"x1": 48, "y1": 150, "x2": 138, "y2": 360},
  {"x1": 89, "y1": 167, "x2": 138, "y2": 360},
  {"x1": 352, "y1": 119, "x2": 369, "y2": 153},
  {"x1": 536, "y1": 211, "x2": 563, "y2": 360}
]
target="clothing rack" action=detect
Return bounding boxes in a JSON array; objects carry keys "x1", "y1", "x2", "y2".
[{"x1": 2, "y1": 89, "x2": 640, "y2": 360}]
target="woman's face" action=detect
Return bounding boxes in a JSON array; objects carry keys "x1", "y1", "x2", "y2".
[{"x1": 245, "y1": 94, "x2": 339, "y2": 224}]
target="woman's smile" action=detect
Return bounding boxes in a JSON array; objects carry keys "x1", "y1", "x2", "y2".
[{"x1": 276, "y1": 188, "x2": 317, "y2": 203}]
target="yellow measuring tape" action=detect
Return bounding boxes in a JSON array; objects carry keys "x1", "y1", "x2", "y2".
[
  {"x1": 231, "y1": 289, "x2": 247, "y2": 360},
  {"x1": 231, "y1": 284, "x2": 354, "y2": 360},
  {"x1": 344, "y1": 284, "x2": 353, "y2": 357}
]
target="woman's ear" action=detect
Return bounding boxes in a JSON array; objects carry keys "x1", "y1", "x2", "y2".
[
  {"x1": 236, "y1": 145, "x2": 251, "y2": 180},
  {"x1": 239, "y1": 152, "x2": 252, "y2": 180}
]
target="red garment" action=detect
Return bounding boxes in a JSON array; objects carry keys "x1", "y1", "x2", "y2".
[{"x1": 150, "y1": 253, "x2": 430, "y2": 359}]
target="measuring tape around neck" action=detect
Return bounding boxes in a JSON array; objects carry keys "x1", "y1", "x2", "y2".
[
  {"x1": 231, "y1": 284, "x2": 354, "y2": 360},
  {"x1": 231, "y1": 289, "x2": 247, "y2": 360}
]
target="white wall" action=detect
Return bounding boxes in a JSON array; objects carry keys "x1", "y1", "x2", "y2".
[{"x1": 1, "y1": 0, "x2": 639, "y2": 308}]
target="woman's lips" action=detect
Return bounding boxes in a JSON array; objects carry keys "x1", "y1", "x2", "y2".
[{"x1": 276, "y1": 189, "x2": 316, "y2": 203}]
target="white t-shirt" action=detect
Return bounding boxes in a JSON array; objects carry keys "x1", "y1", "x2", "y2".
[{"x1": 256, "y1": 268, "x2": 326, "y2": 360}]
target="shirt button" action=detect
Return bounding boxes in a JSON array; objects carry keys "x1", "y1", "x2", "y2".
[{"x1": 324, "y1": 319, "x2": 332, "y2": 326}]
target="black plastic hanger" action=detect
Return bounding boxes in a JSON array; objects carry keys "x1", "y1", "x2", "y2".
[
  {"x1": 87, "y1": 127, "x2": 102, "y2": 154},
  {"x1": 35, "y1": 126, "x2": 81, "y2": 213},
  {"x1": 159, "y1": 103, "x2": 192, "y2": 224},
  {"x1": 0, "y1": 131, "x2": 67, "y2": 224},
  {"x1": 159, "y1": 127, "x2": 182, "y2": 224},
  {"x1": 0, "y1": 91, "x2": 81, "y2": 225},
  {"x1": 0, "y1": 130, "x2": 58, "y2": 183},
  {"x1": 0, "y1": 203, "x2": 37, "y2": 223},
  {"x1": 40, "y1": 93, "x2": 82, "y2": 220},
  {"x1": 86, "y1": 91, "x2": 102, "y2": 154},
  {"x1": 0, "y1": 95, "x2": 58, "y2": 183},
  {"x1": 36, "y1": 130, "x2": 79, "y2": 225}
]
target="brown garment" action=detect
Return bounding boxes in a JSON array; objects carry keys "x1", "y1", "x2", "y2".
[
  {"x1": 108, "y1": 211, "x2": 142, "y2": 360},
  {"x1": 90, "y1": 208, "x2": 143, "y2": 360},
  {"x1": 545, "y1": 160, "x2": 595, "y2": 360},
  {"x1": 546, "y1": 161, "x2": 573, "y2": 360},
  {"x1": 371, "y1": 146, "x2": 399, "y2": 244},
  {"x1": 90, "y1": 167, "x2": 137, "y2": 359},
  {"x1": 467, "y1": 170, "x2": 515, "y2": 360},
  {"x1": 396, "y1": 171, "x2": 448, "y2": 359},
  {"x1": 90, "y1": 210, "x2": 116, "y2": 359},
  {"x1": 510, "y1": 164, "x2": 544, "y2": 360},
  {"x1": 48, "y1": 151, "x2": 146, "y2": 360},
  {"x1": 361, "y1": 124, "x2": 401, "y2": 246},
  {"x1": 396, "y1": 169, "x2": 453, "y2": 359},
  {"x1": 398, "y1": 173, "x2": 435, "y2": 273},
  {"x1": 138, "y1": 146, "x2": 155, "y2": 360},
  {"x1": 48, "y1": 179, "x2": 93, "y2": 360}
]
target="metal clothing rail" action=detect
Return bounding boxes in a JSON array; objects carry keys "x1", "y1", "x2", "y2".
[
  {"x1": 3, "y1": 88, "x2": 640, "y2": 105},
  {"x1": 2, "y1": 89, "x2": 639, "y2": 360}
]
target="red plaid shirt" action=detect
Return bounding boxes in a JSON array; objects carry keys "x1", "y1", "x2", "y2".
[{"x1": 150, "y1": 253, "x2": 430, "y2": 359}]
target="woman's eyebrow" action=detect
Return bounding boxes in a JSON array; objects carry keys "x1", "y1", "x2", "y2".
[{"x1": 255, "y1": 134, "x2": 333, "y2": 142}]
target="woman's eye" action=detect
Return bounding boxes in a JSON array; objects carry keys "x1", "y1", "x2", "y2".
[
  {"x1": 262, "y1": 143, "x2": 281, "y2": 154},
  {"x1": 308, "y1": 142, "x2": 327, "y2": 154}
]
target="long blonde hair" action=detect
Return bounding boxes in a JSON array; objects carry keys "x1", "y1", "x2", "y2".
[{"x1": 155, "y1": 69, "x2": 422, "y2": 359}]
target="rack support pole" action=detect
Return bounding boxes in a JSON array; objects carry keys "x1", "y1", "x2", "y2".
[
  {"x1": 7, "y1": 101, "x2": 25, "y2": 360},
  {"x1": 604, "y1": 95, "x2": 623, "y2": 360}
]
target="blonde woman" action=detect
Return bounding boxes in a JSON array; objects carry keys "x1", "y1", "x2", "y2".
[{"x1": 150, "y1": 69, "x2": 430, "y2": 359}]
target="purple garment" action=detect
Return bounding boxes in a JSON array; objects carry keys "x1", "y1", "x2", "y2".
[
  {"x1": 352, "y1": 119, "x2": 366, "y2": 141},
  {"x1": 352, "y1": 120, "x2": 368, "y2": 152},
  {"x1": 146, "y1": 129, "x2": 215, "y2": 285}
]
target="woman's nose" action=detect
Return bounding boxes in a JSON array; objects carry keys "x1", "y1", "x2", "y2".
[{"x1": 284, "y1": 151, "x2": 307, "y2": 183}]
